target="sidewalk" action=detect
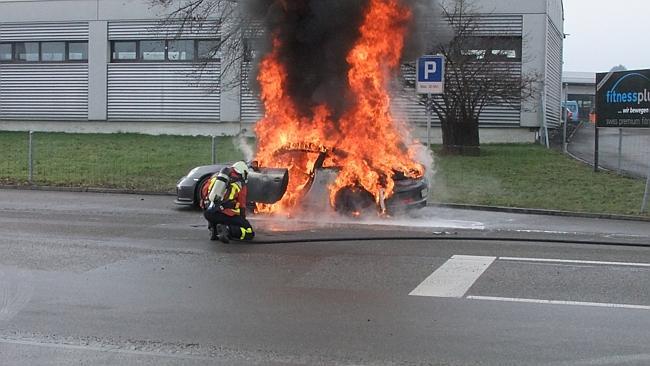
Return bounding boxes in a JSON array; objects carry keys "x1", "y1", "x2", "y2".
[{"x1": 568, "y1": 123, "x2": 650, "y2": 178}]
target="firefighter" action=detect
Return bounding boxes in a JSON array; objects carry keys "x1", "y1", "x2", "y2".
[{"x1": 203, "y1": 161, "x2": 255, "y2": 243}]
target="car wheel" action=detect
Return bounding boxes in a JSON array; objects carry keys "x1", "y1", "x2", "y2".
[
  {"x1": 195, "y1": 175, "x2": 212, "y2": 209},
  {"x1": 333, "y1": 186, "x2": 376, "y2": 216}
]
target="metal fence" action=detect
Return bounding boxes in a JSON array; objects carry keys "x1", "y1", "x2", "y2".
[
  {"x1": 0, "y1": 131, "x2": 244, "y2": 193},
  {"x1": 567, "y1": 123, "x2": 650, "y2": 212}
]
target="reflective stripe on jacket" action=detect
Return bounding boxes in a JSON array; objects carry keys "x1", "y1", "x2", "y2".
[{"x1": 222, "y1": 181, "x2": 248, "y2": 217}]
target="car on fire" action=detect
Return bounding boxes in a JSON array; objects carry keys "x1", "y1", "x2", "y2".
[{"x1": 175, "y1": 145, "x2": 429, "y2": 215}]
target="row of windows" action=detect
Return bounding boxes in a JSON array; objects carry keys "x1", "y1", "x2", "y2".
[
  {"x1": 111, "y1": 39, "x2": 219, "y2": 62},
  {"x1": 0, "y1": 39, "x2": 220, "y2": 63},
  {"x1": 459, "y1": 36, "x2": 523, "y2": 62},
  {"x1": 2, "y1": 37, "x2": 521, "y2": 63},
  {"x1": 0, "y1": 41, "x2": 88, "y2": 62}
]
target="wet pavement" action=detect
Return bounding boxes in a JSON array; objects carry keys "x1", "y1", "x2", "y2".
[{"x1": 1, "y1": 189, "x2": 650, "y2": 365}]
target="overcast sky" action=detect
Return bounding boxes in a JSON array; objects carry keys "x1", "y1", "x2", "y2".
[{"x1": 563, "y1": 0, "x2": 650, "y2": 72}]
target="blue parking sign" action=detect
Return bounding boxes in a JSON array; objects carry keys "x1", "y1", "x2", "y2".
[{"x1": 416, "y1": 55, "x2": 445, "y2": 94}]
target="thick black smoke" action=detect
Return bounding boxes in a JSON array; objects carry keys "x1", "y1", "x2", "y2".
[
  {"x1": 245, "y1": 0, "x2": 441, "y2": 119},
  {"x1": 403, "y1": 0, "x2": 447, "y2": 60}
]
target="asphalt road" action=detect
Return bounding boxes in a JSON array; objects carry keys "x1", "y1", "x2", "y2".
[{"x1": 1, "y1": 189, "x2": 650, "y2": 365}]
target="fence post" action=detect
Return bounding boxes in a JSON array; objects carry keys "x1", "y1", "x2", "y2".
[
  {"x1": 562, "y1": 83, "x2": 568, "y2": 153},
  {"x1": 211, "y1": 135, "x2": 216, "y2": 165},
  {"x1": 617, "y1": 128, "x2": 623, "y2": 173},
  {"x1": 426, "y1": 95, "x2": 431, "y2": 149},
  {"x1": 642, "y1": 164, "x2": 650, "y2": 214},
  {"x1": 28, "y1": 131, "x2": 34, "y2": 184},
  {"x1": 594, "y1": 126, "x2": 599, "y2": 172}
]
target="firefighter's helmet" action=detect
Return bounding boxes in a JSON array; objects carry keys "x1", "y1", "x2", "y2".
[{"x1": 231, "y1": 161, "x2": 250, "y2": 181}]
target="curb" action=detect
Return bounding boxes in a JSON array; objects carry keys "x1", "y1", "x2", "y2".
[
  {"x1": 2, "y1": 184, "x2": 648, "y2": 223},
  {"x1": 428, "y1": 202, "x2": 650, "y2": 223},
  {"x1": 0, "y1": 184, "x2": 175, "y2": 196}
]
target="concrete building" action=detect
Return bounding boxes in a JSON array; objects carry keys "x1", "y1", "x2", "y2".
[{"x1": 0, "y1": 0, "x2": 564, "y2": 142}]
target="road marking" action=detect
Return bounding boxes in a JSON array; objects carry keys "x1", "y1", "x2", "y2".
[
  {"x1": 409, "y1": 255, "x2": 496, "y2": 298},
  {"x1": 467, "y1": 296, "x2": 650, "y2": 311},
  {"x1": 499, "y1": 256, "x2": 650, "y2": 268},
  {"x1": 410, "y1": 255, "x2": 650, "y2": 310}
]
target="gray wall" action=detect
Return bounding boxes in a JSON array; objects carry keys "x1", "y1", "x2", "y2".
[
  {"x1": 478, "y1": 0, "x2": 565, "y2": 128},
  {"x1": 0, "y1": 0, "x2": 239, "y2": 125},
  {"x1": 0, "y1": 0, "x2": 563, "y2": 139},
  {"x1": 88, "y1": 20, "x2": 107, "y2": 120},
  {"x1": 0, "y1": 0, "x2": 168, "y2": 22}
]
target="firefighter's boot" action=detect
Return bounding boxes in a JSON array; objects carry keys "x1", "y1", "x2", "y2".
[
  {"x1": 209, "y1": 223, "x2": 218, "y2": 241},
  {"x1": 216, "y1": 224, "x2": 230, "y2": 244}
]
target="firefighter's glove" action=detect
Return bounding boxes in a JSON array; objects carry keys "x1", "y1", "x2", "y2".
[
  {"x1": 209, "y1": 201, "x2": 225, "y2": 212},
  {"x1": 218, "y1": 200, "x2": 226, "y2": 211}
]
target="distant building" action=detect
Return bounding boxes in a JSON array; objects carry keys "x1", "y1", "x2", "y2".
[
  {"x1": 562, "y1": 71, "x2": 596, "y2": 122},
  {"x1": 0, "y1": 0, "x2": 564, "y2": 142}
]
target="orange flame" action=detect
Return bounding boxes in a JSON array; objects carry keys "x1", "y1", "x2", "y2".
[{"x1": 254, "y1": 0, "x2": 424, "y2": 214}]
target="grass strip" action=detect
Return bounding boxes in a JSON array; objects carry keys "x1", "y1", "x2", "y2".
[
  {"x1": 1, "y1": 132, "x2": 647, "y2": 216},
  {"x1": 431, "y1": 144, "x2": 647, "y2": 216},
  {"x1": 0, "y1": 132, "x2": 244, "y2": 192}
]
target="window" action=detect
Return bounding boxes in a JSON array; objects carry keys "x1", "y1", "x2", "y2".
[
  {"x1": 491, "y1": 49, "x2": 517, "y2": 59},
  {"x1": 168, "y1": 40, "x2": 194, "y2": 61},
  {"x1": 0, "y1": 43, "x2": 12, "y2": 61},
  {"x1": 41, "y1": 42, "x2": 66, "y2": 61},
  {"x1": 461, "y1": 36, "x2": 522, "y2": 62},
  {"x1": 198, "y1": 40, "x2": 219, "y2": 60},
  {"x1": 109, "y1": 39, "x2": 221, "y2": 62},
  {"x1": 1, "y1": 41, "x2": 88, "y2": 62},
  {"x1": 242, "y1": 39, "x2": 259, "y2": 62},
  {"x1": 140, "y1": 40, "x2": 165, "y2": 61},
  {"x1": 68, "y1": 42, "x2": 88, "y2": 61},
  {"x1": 461, "y1": 49, "x2": 486, "y2": 59},
  {"x1": 15, "y1": 42, "x2": 39, "y2": 62},
  {"x1": 112, "y1": 41, "x2": 137, "y2": 61},
  {"x1": 488, "y1": 37, "x2": 521, "y2": 61}
]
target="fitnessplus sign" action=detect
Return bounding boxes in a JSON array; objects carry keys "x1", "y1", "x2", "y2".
[{"x1": 596, "y1": 69, "x2": 650, "y2": 128}]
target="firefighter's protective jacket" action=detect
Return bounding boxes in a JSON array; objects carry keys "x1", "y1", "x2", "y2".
[{"x1": 206, "y1": 167, "x2": 248, "y2": 217}]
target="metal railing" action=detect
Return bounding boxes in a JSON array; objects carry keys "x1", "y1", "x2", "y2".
[
  {"x1": 567, "y1": 123, "x2": 650, "y2": 212},
  {"x1": 0, "y1": 131, "x2": 245, "y2": 193}
]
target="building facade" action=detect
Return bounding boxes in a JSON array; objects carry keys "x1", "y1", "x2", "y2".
[{"x1": 0, "y1": 0, "x2": 564, "y2": 142}]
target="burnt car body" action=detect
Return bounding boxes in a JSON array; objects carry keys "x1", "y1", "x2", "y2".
[
  {"x1": 175, "y1": 164, "x2": 289, "y2": 207},
  {"x1": 175, "y1": 149, "x2": 428, "y2": 214}
]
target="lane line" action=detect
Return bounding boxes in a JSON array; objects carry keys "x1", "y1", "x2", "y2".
[
  {"x1": 467, "y1": 296, "x2": 650, "y2": 311},
  {"x1": 409, "y1": 255, "x2": 496, "y2": 298},
  {"x1": 499, "y1": 256, "x2": 650, "y2": 268}
]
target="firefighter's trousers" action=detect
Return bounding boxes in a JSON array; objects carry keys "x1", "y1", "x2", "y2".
[{"x1": 204, "y1": 207, "x2": 255, "y2": 241}]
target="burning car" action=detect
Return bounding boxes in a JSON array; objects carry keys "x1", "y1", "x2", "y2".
[
  {"x1": 175, "y1": 162, "x2": 289, "y2": 210},
  {"x1": 177, "y1": 0, "x2": 431, "y2": 215},
  {"x1": 175, "y1": 144, "x2": 428, "y2": 215}
]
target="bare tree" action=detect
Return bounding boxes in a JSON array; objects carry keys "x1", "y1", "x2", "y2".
[
  {"x1": 406, "y1": 0, "x2": 538, "y2": 155},
  {"x1": 149, "y1": 0, "x2": 260, "y2": 91}
]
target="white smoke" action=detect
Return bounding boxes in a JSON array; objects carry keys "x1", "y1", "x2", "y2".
[
  {"x1": 413, "y1": 142, "x2": 436, "y2": 192},
  {"x1": 252, "y1": 205, "x2": 485, "y2": 232},
  {"x1": 233, "y1": 133, "x2": 256, "y2": 162},
  {"x1": 389, "y1": 90, "x2": 437, "y2": 198}
]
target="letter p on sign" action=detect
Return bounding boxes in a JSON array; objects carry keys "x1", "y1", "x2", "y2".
[{"x1": 424, "y1": 61, "x2": 437, "y2": 79}]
